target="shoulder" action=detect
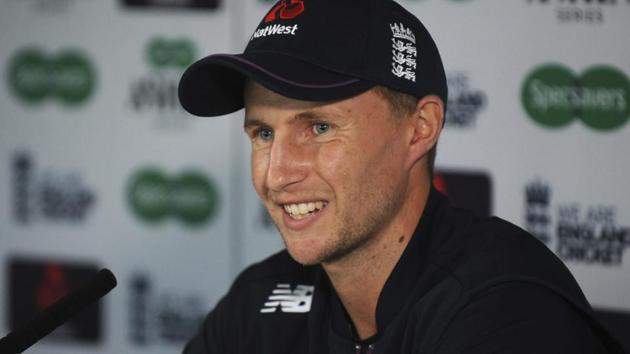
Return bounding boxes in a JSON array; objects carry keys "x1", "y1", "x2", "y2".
[
  {"x1": 436, "y1": 216, "x2": 577, "y2": 293},
  {"x1": 419, "y1": 207, "x2": 622, "y2": 353},
  {"x1": 427, "y1": 213, "x2": 594, "y2": 320},
  {"x1": 432, "y1": 281, "x2": 609, "y2": 354}
]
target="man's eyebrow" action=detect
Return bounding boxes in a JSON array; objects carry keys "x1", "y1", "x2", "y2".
[
  {"x1": 294, "y1": 109, "x2": 341, "y2": 122},
  {"x1": 244, "y1": 109, "x2": 340, "y2": 129},
  {"x1": 243, "y1": 117, "x2": 267, "y2": 129}
]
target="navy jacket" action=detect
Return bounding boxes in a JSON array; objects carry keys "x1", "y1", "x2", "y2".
[{"x1": 184, "y1": 189, "x2": 625, "y2": 353}]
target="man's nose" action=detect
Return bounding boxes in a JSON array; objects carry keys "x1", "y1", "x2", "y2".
[{"x1": 266, "y1": 134, "x2": 309, "y2": 192}]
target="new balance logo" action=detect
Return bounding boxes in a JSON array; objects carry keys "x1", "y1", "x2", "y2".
[{"x1": 260, "y1": 284, "x2": 314, "y2": 313}]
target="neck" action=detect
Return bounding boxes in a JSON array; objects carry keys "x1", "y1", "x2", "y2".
[{"x1": 322, "y1": 177, "x2": 431, "y2": 339}]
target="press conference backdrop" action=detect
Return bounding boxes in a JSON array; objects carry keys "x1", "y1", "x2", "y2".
[{"x1": 0, "y1": 1, "x2": 628, "y2": 353}]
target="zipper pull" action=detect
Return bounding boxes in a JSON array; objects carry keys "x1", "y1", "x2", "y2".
[
  {"x1": 354, "y1": 344, "x2": 362, "y2": 354},
  {"x1": 354, "y1": 343, "x2": 375, "y2": 354}
]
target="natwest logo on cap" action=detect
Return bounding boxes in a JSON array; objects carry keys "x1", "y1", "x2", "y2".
[
  {"x1": 251, "y1": 23, "x2": 299, "y2": 40},
  {"x1": 265, "y1": 0, "x2": 305, "y2": 23}
]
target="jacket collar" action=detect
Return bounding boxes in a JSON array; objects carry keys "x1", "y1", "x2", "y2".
[{"x1": 324, "y1": 187, "x2": 446, "y2": 342}]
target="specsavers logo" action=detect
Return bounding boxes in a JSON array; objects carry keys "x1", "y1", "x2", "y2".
[
  {"x1": 127, "y1": 167, "x2": 219, "y2": 227},
  {"x1": 146, "y1": 37, "x2": 195, "y2": 69},
  {"x1": 7, "y1": 47, "x2": 96, "y2": 106},
  {"x1": 521, "y1": 64, "x2": 630, "y2": 131}
]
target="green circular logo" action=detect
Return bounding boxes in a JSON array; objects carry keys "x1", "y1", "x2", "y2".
[
  {"x1": 522, "y1": 64, "x2": 577, "y2": 128},
  {"x1": 580, "y1": 66, "x2": 630, "y2": 131},
  {"x1": 7, "y1": 47, "x2": 96, "y2": 106},
  {"x1": 147, "y1": 37, "x2": 196, "y2": 68},
  {"x1": 127, "y1": 168, "x2": 219, "y2": 227},
  {"x1": 8, "y1": 48, "x2": 49, "y2": 103},
  {"x1": 522, "y1": 63, "x2": 630, "y2": 131},
  {"x1": 128, "y1": 168, "x2": 170, "y2": 223},
  {"x1": 52, "y1": 50, "x2": 96, "y2": 104},
  {"x1": 173, "y1": 171, "x2": 219, "y2": 226}
]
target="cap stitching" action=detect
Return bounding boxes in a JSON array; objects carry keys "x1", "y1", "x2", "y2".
[{"x1": 214, "y1": 54, "x2": 361, "y2": 89}]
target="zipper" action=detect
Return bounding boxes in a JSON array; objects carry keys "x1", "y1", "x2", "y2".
[{"x1": 354, "y1": 343, "x2": 375, "y2": 354}]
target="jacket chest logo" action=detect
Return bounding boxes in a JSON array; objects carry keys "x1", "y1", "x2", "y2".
[{"x1": 260, "y1": 283, "x2": 314, "y2": 313}]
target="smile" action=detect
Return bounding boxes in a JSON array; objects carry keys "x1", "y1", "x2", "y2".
[{"x1": 283, "y1": 201, "x2": 327, "y2": 220}]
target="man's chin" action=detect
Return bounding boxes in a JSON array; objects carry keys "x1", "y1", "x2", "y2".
[
  {"x1": 284, "y1": 238, "x2": 355, "y2": 266},
  {"x1": 284, "y1": 243, "x2": 326, "y2": 266}
]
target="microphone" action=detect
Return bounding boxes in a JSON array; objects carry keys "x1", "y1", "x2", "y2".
[{"x1": 0, "y1": 268, "x2": 117, "y2": 354}]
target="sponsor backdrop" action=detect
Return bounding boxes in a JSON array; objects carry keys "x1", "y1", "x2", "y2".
[{"x1": 1, "y1": 0, "x2": 628, "y2": 353}]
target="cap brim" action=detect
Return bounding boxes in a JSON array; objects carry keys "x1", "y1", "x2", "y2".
[{"x1": 178, "y1": 52, "x2": 374, "y2": 117}]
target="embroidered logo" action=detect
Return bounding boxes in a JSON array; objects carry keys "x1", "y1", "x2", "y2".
[
  {"x1": 260, "y1": 283, "x2": 314, "y2": 313},
  {"x1": 390, "y1": 22, "x2": 417, "y2": 82},
  {"x1": 251, "y1": 0, "x2": 304, "y2": 41},
  {"x1": 265, "y1": 0, "x2": 305, "y2": 23},
  {"x1": 251, "y1": 23, "x2": 299, "y2": 40}
]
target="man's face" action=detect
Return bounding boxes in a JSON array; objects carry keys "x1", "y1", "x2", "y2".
[{"x1": 244, "y1": 82, "x2": 410, "y2": 266}]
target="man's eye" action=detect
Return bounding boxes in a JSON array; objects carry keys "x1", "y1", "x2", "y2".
[
  {"x1": 258, "y1": 129, "x2": 273, "y2": 141},
  {"x1": 312, "y1": 123, "x2": 330, "y2": 135}
]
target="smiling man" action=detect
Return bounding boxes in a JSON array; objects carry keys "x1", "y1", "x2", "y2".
[{"x1": 177, "y1": 0, "x2": 624, "y2": 353}]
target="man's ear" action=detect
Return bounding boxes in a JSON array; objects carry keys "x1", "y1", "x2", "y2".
[{"x1": 407, "y1": 95, "x2": 444, "y2": 165}]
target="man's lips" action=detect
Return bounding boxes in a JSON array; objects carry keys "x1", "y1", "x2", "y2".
[
  {"x1": 282, "y1": 201, "x2": 327, "y2": 219},
  {"x1": 279, "y1": 200, "x2": 328, "y2": 231}
]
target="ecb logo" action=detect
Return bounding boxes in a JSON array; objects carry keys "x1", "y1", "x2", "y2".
[
  {"x1": 127, "y1": 167, "x2": 220, "y2": 226},
  {"x1": 521, "y1": 64, "x2": 630, "y2": 131},
  {"x1": 7, "y1": 47, "x2": 96, "y2": 106}
]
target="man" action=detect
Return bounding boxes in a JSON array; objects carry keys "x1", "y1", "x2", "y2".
[{"x1": 178, "y1": 0, "x2": 625, "y2": 353}]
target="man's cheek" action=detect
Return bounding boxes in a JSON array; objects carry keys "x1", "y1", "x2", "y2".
[{"x1": 251, "y1": 151, "x2": 267, "y2": 186}]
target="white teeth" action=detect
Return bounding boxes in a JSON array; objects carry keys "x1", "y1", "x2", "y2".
[{"x1": 283, "y1": 201, "x2": 326, "y2": 218}]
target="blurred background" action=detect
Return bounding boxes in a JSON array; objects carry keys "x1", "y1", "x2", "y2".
[{"x1": 1, "y1": 0, "x2": 629, "y2": 353}]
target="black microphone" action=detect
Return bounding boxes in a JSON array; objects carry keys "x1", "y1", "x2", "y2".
[{"x1": 0, "y1": 268, "x2": 117, "y2": 354}]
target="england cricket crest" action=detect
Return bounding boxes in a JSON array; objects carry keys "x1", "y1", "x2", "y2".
[{"x1": 390, "y1": 22, "x2": 417, "y2": 82}]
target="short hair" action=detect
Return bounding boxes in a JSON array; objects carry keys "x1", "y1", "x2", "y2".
[{"x1": 373, "y1": 85, "x2": 438, "y2": 179}]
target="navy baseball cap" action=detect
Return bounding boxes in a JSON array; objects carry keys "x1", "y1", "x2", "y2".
[{"x1": 179, "y1": 0, "x2": 447, "y2": 117}]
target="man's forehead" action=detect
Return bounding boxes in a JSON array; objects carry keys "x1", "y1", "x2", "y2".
[
  {"x1": 244, "y1": 80, "x2": 325, "y2": 109},
  {"x1": 243, "y1": 80, "x2": 352, "y2": 123}
]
